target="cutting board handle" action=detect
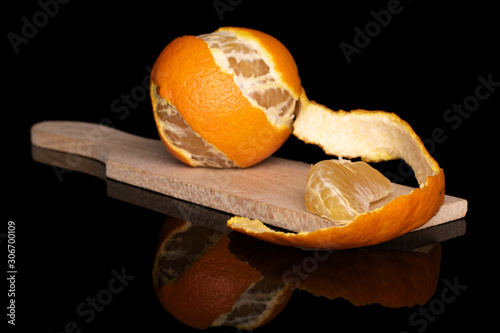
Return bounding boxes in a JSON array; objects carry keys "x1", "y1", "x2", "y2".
[{"x1": 30, "y1": 121, "x2": 148, "y2": 164}]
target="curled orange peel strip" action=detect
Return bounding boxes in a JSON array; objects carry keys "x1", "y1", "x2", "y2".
[{"x1": 227, "y1": 92, "x2": 445, "y2": 249}]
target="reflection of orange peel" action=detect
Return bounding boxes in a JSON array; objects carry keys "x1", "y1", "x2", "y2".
[
  {"x1": 228, "y1": 232, "x2": 442, "y2": 308},
  {"x1": 227, "y1": 93, "x2": 445, "y2": 249}
]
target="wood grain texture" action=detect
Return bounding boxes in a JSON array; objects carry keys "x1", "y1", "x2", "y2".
[{"x1": 30, "y1": 121, "x2": 467, "y2": 232}]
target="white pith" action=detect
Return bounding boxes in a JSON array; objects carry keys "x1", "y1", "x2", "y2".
[
  {"x1": 151, "y1": 83, "x2": 237, "y2": 168},
  {"x1": 197, "y1": 30, "x2": 297, "y2": 129}
]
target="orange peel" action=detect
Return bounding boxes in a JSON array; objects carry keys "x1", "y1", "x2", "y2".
[{"x1": 227, "y1": 92, "x2": 445, "y2": 249}]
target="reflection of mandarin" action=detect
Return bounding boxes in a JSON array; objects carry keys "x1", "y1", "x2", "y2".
[
  {"x1": 152, "y1": 217, "x2": 293, "y2": 330},
  {"x1": 150, "y1": 27, "x2": 301, "y2": 168}
]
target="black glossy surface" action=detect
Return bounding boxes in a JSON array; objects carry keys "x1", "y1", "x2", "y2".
[{"x1": 6, "y1": 1, "x2": 497, "y2": 331}]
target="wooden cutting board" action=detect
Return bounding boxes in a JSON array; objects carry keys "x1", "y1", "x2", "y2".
[{"x1": 30, "y1": 121, "x2": 468, "y2": 233}]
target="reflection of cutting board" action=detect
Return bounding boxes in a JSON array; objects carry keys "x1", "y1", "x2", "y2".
[{"x1": 31, "y1": 121, "x2": 468, "y2": 232}]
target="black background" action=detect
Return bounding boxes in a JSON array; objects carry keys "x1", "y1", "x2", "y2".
[{"x1": 5, "y1": 0, "x2": 499, "y2": 332}]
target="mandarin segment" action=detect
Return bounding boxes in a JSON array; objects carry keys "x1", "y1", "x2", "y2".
[{"x1": 305, "y1": 159, "x2": 392, "y2": 224}]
